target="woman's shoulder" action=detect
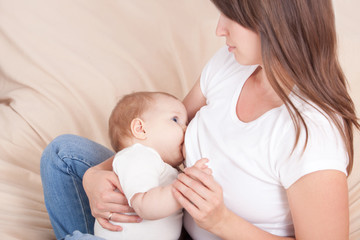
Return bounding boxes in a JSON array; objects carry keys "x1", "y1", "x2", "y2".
[
  {"x1": 271, "y1": 97, "x2": 348, "y2": 188},
  {"x1": 290, "y1": 92, "x2": 340, "y2": 132},
  {"x1": 271, "y1": 94, "x2": 345, "y2": 155}
]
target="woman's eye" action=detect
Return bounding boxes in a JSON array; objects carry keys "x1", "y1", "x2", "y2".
[{"x1": 172, "y1": 117, "x2": 178, "y2": 123}]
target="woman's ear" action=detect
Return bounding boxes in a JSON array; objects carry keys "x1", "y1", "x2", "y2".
[{"x1": 130, "y1": 118, "x2": 147, "y2": 139}]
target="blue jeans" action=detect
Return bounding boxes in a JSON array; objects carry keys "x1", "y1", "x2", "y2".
[{"x1": 40, "y1": 134, "x2": 114, "y2": 240}]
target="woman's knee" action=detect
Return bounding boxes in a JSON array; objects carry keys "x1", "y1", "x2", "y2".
[
  {"x1": 40, "y1": 134, "x2": 78, "y2": 177},
  {"x1": 40, "y1": 134, "x2": 114, "y2": 172},
  {"x1": 40, "y1": 134, "x2": 80, "y2": 167}
]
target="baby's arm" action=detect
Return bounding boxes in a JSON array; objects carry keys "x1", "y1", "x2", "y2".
[
  {"x1": 130, "y1": 159, "x2": 211, "y2": 220},
  {"x1": 131, "y1": 184, "x2": 180, "y2": 220}
]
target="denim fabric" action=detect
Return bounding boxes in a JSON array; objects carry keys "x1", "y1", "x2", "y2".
[
  {"x1": 64, "y1": 230, "x2": 105, "y2": 240},
  {"x1": 40, "y1": 134, "x2": 114, "y2": 240}
]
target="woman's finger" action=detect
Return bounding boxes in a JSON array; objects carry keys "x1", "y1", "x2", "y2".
[
  {"x1": 101, "y1": 190, "x2": 131, "y2": 207},
  {"x1": 173, "y1": 176, "x2": 206, "y2": 208},
  {"x1": 95, "y1": 203, "x2": 134, "y2": 219},
  {"x1": 176, "y1": 172, "x2": 210, "y2": 201},
  {"x1": 108, "y1": 171, "x2": 124, "y2": 193},
  {"x1": 109, "y1": 212, "x2": 143, "y2": 224},
  {"x1": 193, "y1": 158, "x2": 213, "y2": 175},
  {"x1": 172, "y1": 185, "x2": 201, "y2": 217},
  {"x1": 193, "y1": 158, "x2": 209, "y2": 169},
  {"x1": 175, "y1": 169, "x2": 227, "y2": 231},
  {"x1": 97, "y1": 218, "x2": 123, "y2": 232},
  {"x1": 184, "y1": 166, "x2": 219, "y2": 192},
  {"x1": 97, "y1": 212, "x2": 143, "y2": 230},
  {"x1": 92, "y1": 191, "x2": 133, "y2": 217}
]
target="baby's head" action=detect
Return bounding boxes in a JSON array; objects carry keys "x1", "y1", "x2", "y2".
[{"x1": 109, "y1": 92, "x2": 188, "y2": 167}]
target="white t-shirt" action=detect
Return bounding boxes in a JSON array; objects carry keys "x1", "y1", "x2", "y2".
[
  {"x1": 183, "y1": 46, "x2": 348, "y2": 239},
  {"x1": 94, "y1": 143, "x2": 182, "y2": 240}
]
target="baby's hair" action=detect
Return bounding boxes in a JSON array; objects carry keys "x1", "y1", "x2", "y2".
[{"x1": 109, "y1": 91, "x2": 178, "y2": 152}]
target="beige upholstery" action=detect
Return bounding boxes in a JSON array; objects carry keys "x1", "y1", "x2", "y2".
[{"x1": 0, "y1": 0, "x2": 358, "y2": 239}]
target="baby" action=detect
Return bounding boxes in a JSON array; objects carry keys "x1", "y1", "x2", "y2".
[{"x1": 94, "y1": 91, "x2": 207, "y2": 240}]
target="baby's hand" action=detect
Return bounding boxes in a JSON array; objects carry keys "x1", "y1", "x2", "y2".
[{"x1": 193, "y1": 158, "x2": 212, "y2": 175}]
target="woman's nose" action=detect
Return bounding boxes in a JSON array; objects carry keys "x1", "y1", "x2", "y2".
[{"x1": 216, "y1": 14, "x2": 228, "y2": 37}]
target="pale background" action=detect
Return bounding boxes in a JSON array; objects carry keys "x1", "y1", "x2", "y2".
[
  {"x1": 0, "y1": 0, "x2": 359, "y2": 239},
  {"x1": 334, "y1": 1, "x2": 360, "y2": 237}
]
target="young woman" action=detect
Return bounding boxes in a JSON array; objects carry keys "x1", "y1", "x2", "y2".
[
  {"x1": 41, "y1": 0, "x2": 359, "y2": 239},
  {"x1": 171, "y1": 0, "x2": 359, "y2": 239}
]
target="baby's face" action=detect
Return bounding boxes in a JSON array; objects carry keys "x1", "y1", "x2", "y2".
[{"x1": 142, "y1": 95, "x2": 188, "y2": 167}]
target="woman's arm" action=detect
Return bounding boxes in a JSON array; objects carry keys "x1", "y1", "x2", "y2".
[
  {"x1": 286, "y1": 170, "x2": 349, "y2": 239},
  {"x1": 90, "y1": 155, "x2": 115, "y2": 171},
  {"x1": 183, "y1": 77, "x2": 206, "y2": 121},
  {"x1": 83, "y1": 156, "x2": 142, "y2": 231},
  {"x1": 173, "y1": 165, "x2": 348, "y2": 239}
]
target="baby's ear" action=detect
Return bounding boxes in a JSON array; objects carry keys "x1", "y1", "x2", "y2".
[{"x1": 130, "y1": 118, "x2": 147, "y2": 139}]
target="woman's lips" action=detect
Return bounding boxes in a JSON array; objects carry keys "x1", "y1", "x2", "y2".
[{"x1": 227, "y1": 45, "x2": 235, "y2": 52}]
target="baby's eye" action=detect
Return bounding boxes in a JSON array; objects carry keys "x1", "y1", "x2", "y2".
[{"x1": 172, "y1": 117, "x2": 178, "y2": 123}]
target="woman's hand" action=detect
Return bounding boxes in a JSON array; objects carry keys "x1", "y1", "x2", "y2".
[
  {"x1": 83, "y1": 167, "x2": 142, "y2": 231},
  {"x1": 172, "y1": 159, "x2": 228, "y2": 233}
]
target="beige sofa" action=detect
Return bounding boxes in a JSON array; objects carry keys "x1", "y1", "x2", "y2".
[{"x1": 0, "y1": 0, "x2": 359, "y2": 239}]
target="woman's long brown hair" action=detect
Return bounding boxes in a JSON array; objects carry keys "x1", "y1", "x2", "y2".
[{"x1": 211, "y1": 0, "x2": 359, "y2": 174}]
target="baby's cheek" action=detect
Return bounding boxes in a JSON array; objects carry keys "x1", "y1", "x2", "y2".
[{"x1": 182, "y1": 144, "x2": 186, "y2": 160}]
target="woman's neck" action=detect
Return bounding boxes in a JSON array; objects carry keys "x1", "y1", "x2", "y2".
[
  {"x1": 252, "y1": 67, "x2": 283, "y2": 106},
  {"x1": 236, "y1": 67, "x2": 284, "y2": 122}
]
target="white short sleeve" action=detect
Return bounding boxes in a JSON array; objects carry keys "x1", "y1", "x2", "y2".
[
  {"x1": 277, "y1": 112, "x2": 348, "y2": 189},
  {"x1": 112, "y1": 144, "x2": 164, "y2": 206}
]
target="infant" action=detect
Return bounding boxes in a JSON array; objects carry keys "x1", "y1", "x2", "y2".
[{"x1": 94, "y1": 91, "x2": 202, "y2": 240}]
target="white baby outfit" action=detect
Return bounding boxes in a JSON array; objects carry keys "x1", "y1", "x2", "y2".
[{"x1": 94, "y1": 143, "x2": 182, "y2": 240}]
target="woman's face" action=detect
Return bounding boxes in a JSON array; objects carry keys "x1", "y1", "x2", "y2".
[{"x1": 216, "y1": 14, "x2": 262, "y2": 66}]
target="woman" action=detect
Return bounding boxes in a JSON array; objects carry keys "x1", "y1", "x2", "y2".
[
  {"x1": 41, "y1": 0, "x2": 359, "y2": 239},
  {"x1": 171, "y1": 0, "x2": 359, "y2": 238}
]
